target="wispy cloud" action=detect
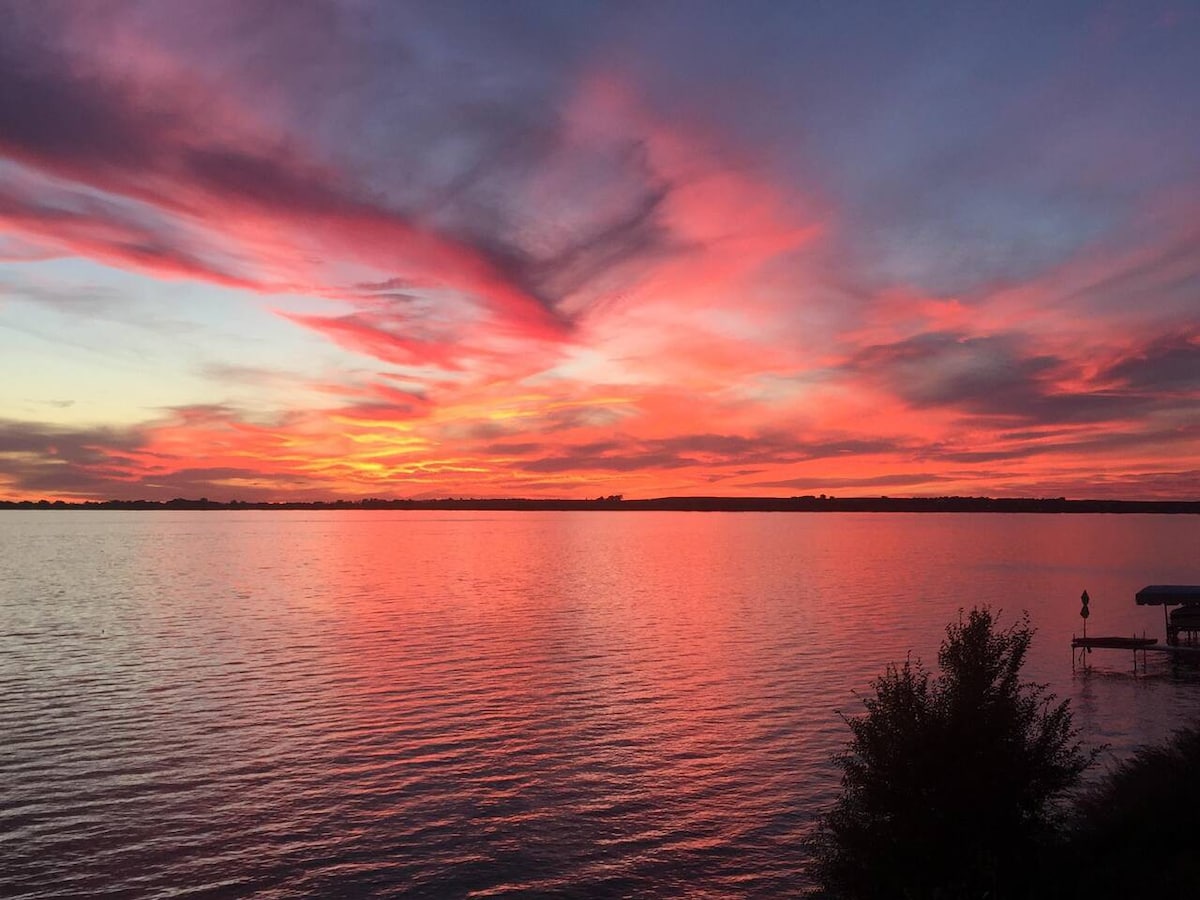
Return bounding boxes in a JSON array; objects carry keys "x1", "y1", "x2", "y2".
[{"x1": 1, "y1": 2, "x2": 1197, "y2": 500}]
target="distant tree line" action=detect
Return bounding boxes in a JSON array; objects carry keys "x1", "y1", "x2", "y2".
[{"x1": 2, "y1": 496, "x2": 1198, "y2": 513}]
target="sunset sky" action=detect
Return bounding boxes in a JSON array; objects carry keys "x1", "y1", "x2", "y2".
[{"x1": 1, "y1": 1, "x2": 1197, "y2": 501}]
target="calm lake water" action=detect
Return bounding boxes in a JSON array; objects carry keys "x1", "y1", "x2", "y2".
[{"x1": 2, "y1": 511, "x2": 1198, "y2": 897}]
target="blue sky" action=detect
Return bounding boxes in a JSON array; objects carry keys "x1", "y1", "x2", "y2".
[{"x1": 1, "y1": 0, "x2": 1197, "y2": 500}]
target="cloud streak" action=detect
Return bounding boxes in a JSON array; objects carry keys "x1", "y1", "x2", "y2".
[
  {"x1": 0, "y1": 10, "x2": 572, "y2": 339},
  {"x1": 0, "y1": 2, "x2": 1197, "y2": 501}
]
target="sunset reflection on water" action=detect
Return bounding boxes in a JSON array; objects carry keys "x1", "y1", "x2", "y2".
[{"x1": 2, "y1": 511, "x2": 1198, "y2": 896}]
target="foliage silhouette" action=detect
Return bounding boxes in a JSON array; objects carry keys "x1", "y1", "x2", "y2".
[
  {"x1": 811, "y1": 607, "x2": 1098, "y2": 898},
  {"x1": 1063, "y1": 724, "x2": 1200, "y2": 895}
]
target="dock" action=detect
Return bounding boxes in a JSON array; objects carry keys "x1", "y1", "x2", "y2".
[
  {"x1": 1072, "y1": 635, "x2": 1156, "y2": 672},
  {"x1": 1072, "y1": 585, "x2": 1200, "y2": 672},
  {"x1": 1072, "y1": 636, "x2": 1157, "y2": 650}
]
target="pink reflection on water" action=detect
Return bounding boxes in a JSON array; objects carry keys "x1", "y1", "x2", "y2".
[{"x1": 2, "y1": 510, "x2": 1198, "y2": 895}]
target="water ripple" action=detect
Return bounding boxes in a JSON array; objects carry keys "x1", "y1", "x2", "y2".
[{"x1": 3, "y1": 510, "x2": 1200, "y2": 896}]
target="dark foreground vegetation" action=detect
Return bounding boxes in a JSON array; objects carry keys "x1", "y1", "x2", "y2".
[
  {"x1": 3, "y1": 496, "x2": 1198, "y2": 513},
  {"x1": 1067, "y1": 724, "x2": 1200, "y2": 896},
  {"x1": 809, "y1": 607, "x2": 1200, "y2": 898}
]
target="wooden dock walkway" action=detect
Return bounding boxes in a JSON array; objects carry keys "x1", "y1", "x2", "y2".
[{"x1": 1072, "y1": 635, "x2": 1156, "y2": 672}]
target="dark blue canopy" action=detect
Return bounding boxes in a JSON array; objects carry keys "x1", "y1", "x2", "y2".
[{"x1": 1135, "y1": 585, "x2": 1200, "y2": 607}]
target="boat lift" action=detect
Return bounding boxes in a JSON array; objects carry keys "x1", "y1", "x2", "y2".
[{"x1": 1135, "y1": 585, "x2": 1200, "y2": 645}]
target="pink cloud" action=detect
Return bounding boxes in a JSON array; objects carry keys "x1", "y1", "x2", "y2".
[
  {"x1": 1, "y1": 12, "x2": 1196, "y2": 503},
  {"x1": 0, "y1": 28, "x2": 571, "y2": 343}
]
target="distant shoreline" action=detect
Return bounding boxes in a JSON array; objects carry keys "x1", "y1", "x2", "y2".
[{"x1": 2, "y1": 497, "x2": 1198, "y2": 514}]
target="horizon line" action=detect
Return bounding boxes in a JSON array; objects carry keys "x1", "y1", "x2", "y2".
[{"x1": 3, "y1": 495, "x2": 1198, "y2": 513}]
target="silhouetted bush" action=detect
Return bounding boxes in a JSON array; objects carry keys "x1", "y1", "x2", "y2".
[
  {"x1": 1061, "y1": 724, "x2": 1200, "y2": 895},
  {"x1": 810, "y1": 608, "x2": 1098, "y2": 898}
]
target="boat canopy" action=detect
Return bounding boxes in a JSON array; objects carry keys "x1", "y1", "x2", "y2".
[{"x1": 1135, "y1": 585, "x2": 1200, "y2": 606}]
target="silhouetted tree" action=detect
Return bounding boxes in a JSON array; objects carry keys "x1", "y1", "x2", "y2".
[{"x1": 811, "y1": 607, "x2": 1097, "y2": 898}]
